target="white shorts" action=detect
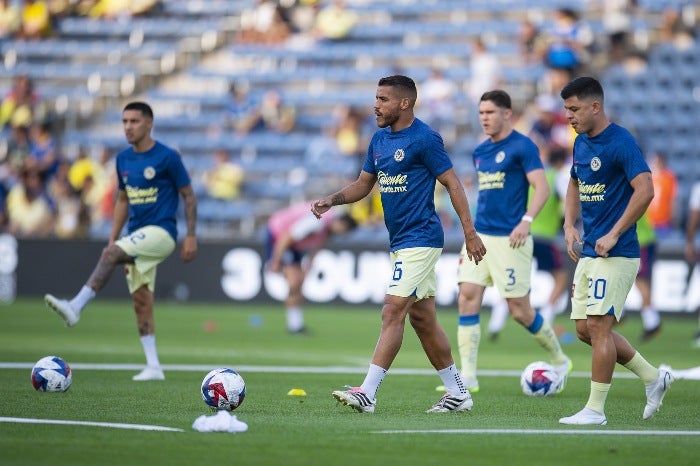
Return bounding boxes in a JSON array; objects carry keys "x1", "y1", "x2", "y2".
[
  {"x1": 115, "y1": 225, "x2": 176, "y2": 294},
  {"x1": 386, "y1": 247, "x2": 442, "y2": 301},
  {"x1": 457, "y1": 234, "x2": 532, "y2": 298},
  {"x1": 571, "y1": 256, "x2": 640, "y2": 321}
]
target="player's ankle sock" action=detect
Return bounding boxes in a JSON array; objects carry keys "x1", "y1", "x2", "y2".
[
  {"x1": 531, "y1": 317, "x2": 568, "y2": 366},
  {"x1": 140, "y1": 335, "x2": 161, "y2": 368},
  {"x1": 438, "y1": 364, "x2": 469, "y2": 396},
  {"x1": 623, "y1": 352, "x2": 658, "y2": 385},
  {"x1": 585, "y1": 381, "x2": 610, "y2": 413},
  {"x1": 286, "y1": 306, "x2": 304, "y2": 332},
  {"x1": 641, "y1": 307, "x2": 660, "y2": 331},
  {"x1": 69, "y1": 285, "x2": 95, "y2": 314},
  {"x1": 458, "y1": 315, "x2": 481, "y2": 382},
  {"x1": 360, "y1": 363, "x2": 387, "y2": 400}
]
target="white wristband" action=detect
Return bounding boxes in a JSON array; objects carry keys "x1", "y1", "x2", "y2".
[{"x1": 521, "y1": 215, "x2": 534, "y2": 223}]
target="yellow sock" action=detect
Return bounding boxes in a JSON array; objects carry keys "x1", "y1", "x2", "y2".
[
  {"x1": 533, "y1": 320, "x2": 568, "y2": 366},
  {"x1": 623, "y1": 352, "x2": 658, "y2": 385},
  {"x1": 457, "y1": 324, "x2": 481, "y2": 382},
  {"x1": 585, "y1": 381, "x2": 610, "y2": 414}
]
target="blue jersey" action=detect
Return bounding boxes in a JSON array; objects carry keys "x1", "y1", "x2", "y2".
[
  {"x1": 570, "y1": 122, "x2": 650, "y2": 258},
  {"x1": 473, "y1": 130, "x2": 543, "y2": 235},
  {"x1": 362, "y1": 118, "x2": 452, "y2": 251},
  {"x1": 116, "y1": 141, "x2": 191, "y2": 241}
]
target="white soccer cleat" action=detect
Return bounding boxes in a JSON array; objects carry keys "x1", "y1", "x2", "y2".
[
  {"x1": 332, "y1": 386, "x2": 376, "y2": 413},
  {"x1": 132, "y1": 366, "x2": 165, "y2": 381},
  {"x1": 553, "y1": 357, "x2": 573, "y2": 394},
  {"x1": 426, "y1": 392, "x2": 473, "y2": 413},
  {"x1": 643, "y1": 368, "x2": 674, "y2": 420},
  {"x1": 559, "y1": 407, "x2": 607, "y2": 425},
  {"x1": 44, "y1": 294, "x2": 79, "y2": 327}
]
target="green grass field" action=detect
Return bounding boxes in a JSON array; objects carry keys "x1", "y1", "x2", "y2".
[{"x1": 1, "y1": 298, "x2": 699, "y2": 466}]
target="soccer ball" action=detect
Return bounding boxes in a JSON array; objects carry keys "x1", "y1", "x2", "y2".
[
  {"x1": 201, "y1": 368, "x2": 246, "y2": 411},
  {"x1": 31, "y1": 356, "x2": 72, "y2": 392},
  {"x1": 520, "y1": 361, "x2": 559, "y2": 397}
]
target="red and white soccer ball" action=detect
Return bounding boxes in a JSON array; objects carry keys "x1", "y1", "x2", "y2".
[
  {"x1": 200, "y1": 368, "x2": 246, "y2": 411},
  {"x1": 31, "y1": 356, "x2": 72, "y2": 392},
  {"x1": 520, "y1": 361, "x2": 560, "y2": 397}
]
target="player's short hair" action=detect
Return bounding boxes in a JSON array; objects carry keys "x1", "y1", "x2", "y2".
[
  {"x1": 378, "y1": 75, "x2": 418, "y2": 103},
  {"x1": 480, "y1": 90, "x2": 512, "y2": 109},
  {"x1": 123, "y1": 101, "x2": 154, "y2": 119},
  {"x1": 560, "y1": 76, "x2": 604, "y2": 103}
]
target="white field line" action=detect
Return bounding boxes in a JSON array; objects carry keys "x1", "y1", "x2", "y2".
[
  {"x1": 0, "y1": 416, "x2": 184, "y2": 432},
  {"x1": 0, "y1": 362, "x2": 630, "y2": 378},
  {"x1": 373, "y1": 429, "x2": 700, "y2": 436}
]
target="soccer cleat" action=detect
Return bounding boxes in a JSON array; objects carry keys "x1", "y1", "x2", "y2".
[
  {"x1": 332, "y1": 386, "x2": 375, "y2": 413},
  {"x1": 559, "y1": 407, "x2": 607, "y2": 425},
  {"x1": 132, "y1": 366, "x2": 165, "y2": 381},
  {"x1": 426, "y1": 392, "x2": 473, "y2": 413},
  {"x1": 44, "y1": 294, "x2": 79, "y2": 327},
  {"x1": 640, "y1": 324, "x2": 662, "y2": 343},
  {"x1": 553, "y1": 358, "x2": 573, "y2": 394},
  {"x1": 643, "y1": 368, "x2": 673, "y2": 420}
]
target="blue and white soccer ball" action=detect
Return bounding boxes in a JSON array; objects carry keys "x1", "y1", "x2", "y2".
[
  {"x1": 520, "y1": 361, "x2": 560, "y2": 397},
  {"x1": 31, "y1": 356, "x2": 72, "y2": 392},
  {"x1": 201, "y1": 368, "x2": 246, "y2": 411}
]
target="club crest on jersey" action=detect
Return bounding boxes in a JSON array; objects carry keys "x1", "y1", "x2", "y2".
[
  {"x1": 495, "y1": 151, "x2": 506, "y2": 163},
  {"x1": 590, "y1": 157, "x2": 601, "y2": 171},
  {"x1": 143, "y1": 166, "x2": 156, "y2": 180},
  {"x1": 394, "y1": 149, "x2": 405, "y2": 162}
]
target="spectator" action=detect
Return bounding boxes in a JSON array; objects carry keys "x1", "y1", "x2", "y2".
[
  {"x1": 0, "y1": 181, "x2": 7, "y2": 232},
  {"x1": 19, "y1": 0, "x2": 52, "y2": 40},
  {"x1": 27, "y1": 120, "x2": 61, "y2": 179},
  {"x1": 203, "y1": 148, "x2": 245, "y2": 201},
  {"x1": 313, "y1": 0, "x2": 357, "y2": 42},
  {"x1": 528, "y1": 94, "x2": 572, "y2": 162},
  {"x1": 542, "y1": 8, "x2": 593, "y2": 73},
  {"x1": 647, "y1": 152, "x2": 677, "y2": 235},
  {"x1": 237, "y1": 0, "x2": 291, "y2": 46},
  {"x1": 2, "y1": 125, "x2": 32, "y2": 181},
  {"x1": 51, "y1": 175, "x2": 89, "y2": 239},
  {"x1": 259, "y1": 89, "x2": 296, "y2": 133},
  {"x1": 467, "y1": 38, "x2": 502, "y2": 104},
  {"x1": 418, "y1": 68, "x2": 459, "y2": 145},
  {"x1": 220, "y1": 82, "x2": 262, "y2": 136},
  {"x1": 0, "y1": 75, "x2": 45, "y2": 131},
  {"x1": 330, "y1": 104, "x2": 364, "y2": 158},
  {"x1": 85, "y1": 0, "x2": 161, "y2": 19},
  {"x1": 6, "y1": 165, "x2": 53, "y2": 237},
  {"x1": 0, "y1": 0, "x2": 21, "y2": 40},
  {"x1": 517, "y1": 19, "x2": 547, "y2": 66}
]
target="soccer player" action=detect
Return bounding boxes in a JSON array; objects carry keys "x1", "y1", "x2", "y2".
[
  {"x1": 455, "y1": 90, "x2": 571, "y2": 394},
  {"x1": 312, "y1": 75, "x2": 486, "y2": 413},
  {"x1": 684, "y1": 180, "x2": 700, "y2": 347},
  {"x1": 487, "y1": 148, "x2": 570, "y2": 338},
  {"x1": 635, "y1": 212, "x2": 661, "y2": 342},
  {"x1": 44, "y1": 101, "x2": 198, "y2": 381},
  {"x1": 558, "y1": 76, "x2": 672, "y2": 425},
  {"x1": 266, "y1": 202, "x2": 357, "y2": 334}
]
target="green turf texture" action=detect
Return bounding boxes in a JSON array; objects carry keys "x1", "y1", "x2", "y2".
[{"x1": 1, "y1": 298, "x2": 699, "y2": 466}]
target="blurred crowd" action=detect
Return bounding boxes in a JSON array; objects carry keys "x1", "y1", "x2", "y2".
[
  {"x1": 0, "y1": 0, "x2": 697, "y2": 241},
  {"x1": 0, "y1": 0, "x2": 163, "y2": 41}
]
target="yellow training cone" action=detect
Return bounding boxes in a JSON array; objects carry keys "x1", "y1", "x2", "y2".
[{"x1": 287, "y1": 388, "x2": 307, "y2": 396}]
